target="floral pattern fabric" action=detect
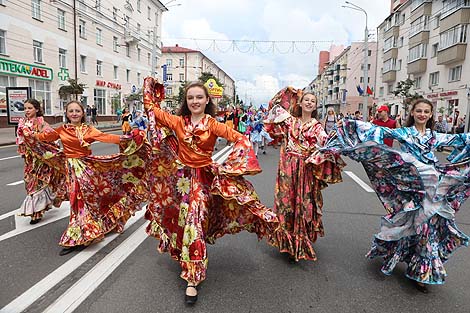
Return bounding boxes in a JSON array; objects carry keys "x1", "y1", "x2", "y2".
[
  {"x1": 265, "y1": 105, "x2": 344, "y2": 261},
  {"x1": 16, "y1": 117, "x2": 67, "y2": 219},
  {"x1": 143, "y1": 77, "x2": 278, "y2": 285},
  {"x1": 325, "y1": 119, "x2": 470, "y2": 284},
  {"x1": 27, "y1": 127, "x2": 151, "y2": 247}
]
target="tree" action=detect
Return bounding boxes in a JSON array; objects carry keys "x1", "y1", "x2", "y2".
[
  {"x1": 393, "y1": 78, "x2": 421, "y2": 115},
  {"x1": 218, "y1": 95, "x2": 231, "y2": 111},
  {"x1": 58, "y1": 79, "x2": 86, "y2": 100},
  {"x1": 198, "y1": 72, "x2": 224, "y2": 87}
]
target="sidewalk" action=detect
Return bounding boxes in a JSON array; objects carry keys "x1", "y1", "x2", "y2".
[{"x1": 0, "y1": 122, "x2": 121, "y2": 147}]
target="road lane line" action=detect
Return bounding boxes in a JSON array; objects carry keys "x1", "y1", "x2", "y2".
[
  {"x1": 0, "y1": 155, "x2": 21, "y2": 161},
  {"x1": 212, "y1": 144, "x2": 232, "y2": 161},
  {"x1": 6, "y1": 180, "x2": 24, "y2": 186},
  {"x1": 0, "y1": 209, "x2": 145, "y2": 313},
  {"x1": 44, "y1": 223, "x2": 148, "y2": 313},
  {"x1": 344, "y1": 171, "x2": 374, "y2": 193}
]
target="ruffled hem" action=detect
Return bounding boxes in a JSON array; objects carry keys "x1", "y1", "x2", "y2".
[
  {"x1": 18, "y1": 187, "x2": 55, "y2": 217},
  {"x1": 269, "y1": 228, "x2": 323, "y2": 261}
]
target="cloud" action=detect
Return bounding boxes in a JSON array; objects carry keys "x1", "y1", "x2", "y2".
[{"x1": 161, "y1": 0, "x2": 390, "y2": 104}]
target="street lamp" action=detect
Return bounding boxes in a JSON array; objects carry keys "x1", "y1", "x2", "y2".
[{"x1": 342, "y1": 1, "x2": 369, "y2": 121}]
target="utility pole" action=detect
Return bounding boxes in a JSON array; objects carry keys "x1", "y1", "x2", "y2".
[
  {"x1": 151, "y1": 26, "x2": 157, "y2": 78},
  {"x1": 73, "y1": 0, "x2": 78, "y2": 99},
  {"x1": 363, "y1": 23, "x2": 369, "y2": 121}
]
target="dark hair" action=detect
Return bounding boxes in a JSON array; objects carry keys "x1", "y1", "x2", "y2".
[
  {"x1": 404, "y1": 98, "x2": 435, "y2": 129},
  {"x1": 177, "y1": 81, "x2": 216, "y2": 117},
  {"x1": 354, "y1": 110, "x2": 361, "y2": 115},
  {"x1": 291, "y1": 92, "x2": 318, "y2": 119},
  {"x1": 64, "y1": 100, "x2": 86, "y2": 124},
  {"x1": 24, "y1": 98, "x2": 43, "y2": 117}
]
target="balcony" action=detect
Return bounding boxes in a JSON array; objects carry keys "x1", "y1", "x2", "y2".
[
  {"x1": 384, "y1": 24, "x2": 400, "y2": 38},
  {"x1": 409, "y1": 30, "x2": 430, "y2": 46},
  {"x1": 440, "y1": 6, "x2": 470, "y2": 31},
  {"x1": 407, "y1": 58, "x2": 427, "y2": 74},
  {"x1": 124, "y1": 29, "x2": 140, "y2": 44},
  {"x1": 437, "y1": 43, "x2": 467, "y2": 64},
  {"x1": 410, "y1": 2, "x2": 432, "y2": 21},
  {"x1": 382, "y1": 70, "x2": 396, "y2": 82},
  {"x1": 383, "y1": 47, "x2": 398, "y2": 60}
]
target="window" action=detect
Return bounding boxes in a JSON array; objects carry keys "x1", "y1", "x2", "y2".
[
  {"x1": 57, "y1": 9, "x2": 66, "y2": 30},
  {"x1": 360, "y1": 64, "x2": 371, "y2": 70},
  {"x1": 113, "y1": 7, "x2": 118, "y2": 20},
  {"x1": 166, "y1": 59, "x2": 172, "y2": 67},
  {"x1": 31, "y1": 0, "x2": 41, "y2": 20},
  {"x1": 410, "y1": 15, "x2": 430, "y2": 37},
  {"x1": 96, "y1": 60, "x2": 103, "y2": 76},
  {"x1": 179, "y1": 73, "x2": 184, "y2": 81},
  {"x1": 79, "y1": 19, "x2": 86, "y2": 39},
  {"x1": 429, "y1": 72, "x2": 439, "y2": 86},
  {"x1": 33, "y1": 40, "x2": 43, "y2": 63},
  {"x1": 384, "y1": 36, "x2": 396, "y2": 51},
  {"x1": 379, "y1": 86, "x2": 384, "y2": 97},
  {"x1": 0, "y1": 30, "x2": 6, "y2": 54},
  {"x1": 0, "y1": 75, "x2": 17, "y2": 113},
  {"x1": 448, "y1": 65, "x2": 462, "y2": 82},
  {"x1": 29, "y1": 79, "x2": 51, "y2": 114},
  {"x1": 147, "y1": 6, "x2": 151, "y2": 20},
  {"x1": 113, "y1": 36, "x2": 118, "y2": 52},
  {"x1": 408, "y1": 44, "x2": 427, "y2": 62},
  {"x1": 147, "y1": 53, "x2": 151, "y2": 65},
  {"x1": 383, "y1": 58, "x2": 396, "y2": 72},
  {"x1": 126, "y1": 43, "x2": 130, "y2": 57},
  {"x1": 431, "y1": 43, "x2": 439, "y2": 57},
  {"x1": 439, "y1": 24, "x2": 468, "y2": 50},
  {"x1": 387, "y1": 84, "x2": 394, "y2": 95},
  {"x1": 414, "y1": 76, "x2": 422, "y2": 89},
  {"x1": 80, "y1": 55, "x2": 87, "y2": 73},
  {"x1": 147, "y1": 30, "x2": 151, "y2": 42},
  {"x1": 126, "y1": 69, "x2": 130, "y2": 82},
  {"x1": 94, "y1": 89, "x2": 106, "y2": 115},
  {"x1": 167, "y1": 73, "x2": 173, "y2": 81},
  {"x1": 137, "y1": 0, "x2": 141, "y2": 12},
  {"x1": 137, "y1": 72, "x2": 141, "y2": 85},
  {"x1": 123, "y1": 15, "x2": 129, "y2": 28},
  {"x1": 113, "y1": 65, "x2": 118, "y2": 79},
  {"x1": 137, "y1": 23, "x2": 141, "y2": 32},
  {"x1": 397, "y1": 59, "x2": 402, "y2": 71},
  {"x1": 96, "y1": 28, "x2": 102, "y2": 45},
  {"x1": 398, "y1": 36, "x2": 404, "y2": 47},
  {"x1": 95, "y1": 0, "x2": 101, "y2": 12},
  {"x1": 433, "y1": 14, "x2": 441, "y2": 29},
  {"x1": 166, "y1": 87, "x2": 173, "y2": 96},
  {"x1": 137, "y1": 48, "x2": 141, "y2": 61},
  {"x1": 59, "y1": 48, "x2": 66, "y2": 68},
  {"x1": 442, "y1": 0, "x2": 470, "y2": 17},
  {"x1": 179, "y1": 58, "x2": 184, "y2": 67},
  {"x1": 368, "y1": 50, "x2": 371, "y2": 56}
]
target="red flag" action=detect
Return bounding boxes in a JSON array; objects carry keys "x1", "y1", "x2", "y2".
[{"x1": 366, "y1": 86, "x2": 373, "y2": 95}]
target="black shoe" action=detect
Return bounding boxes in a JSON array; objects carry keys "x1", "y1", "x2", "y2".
[
  {"x1": 59, "y1": 246, "x2": 78, "y2": 256},
  {"x1": 414, "y1": 281, "x2": 428, "y2": 293},
  {"x1": 185, "y1": 285, "x2": 198, "y2": 305},
  {"x1": 262, "y1": 151, "x2": 266, "y2": 154},
  {"x1": 288, "y1": 255, "x2": 298, "y2": 264},
  {"x1": 30, "y1": 218, "x2": 41, "y2": 225}
]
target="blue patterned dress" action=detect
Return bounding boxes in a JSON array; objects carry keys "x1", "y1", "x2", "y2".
[{"x1": 325, "y1": 119, "x2": 470, "y2": 284}]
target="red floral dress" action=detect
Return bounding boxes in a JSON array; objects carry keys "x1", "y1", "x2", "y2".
[
  {"x1": 143, "y1": 77, "x2": 278, "y2": 285},
  {"x1": 16, "y1": 117, "x2": 67, "y2": 219},
  {"x1": 266, "y1": 106, "x2": 345, "y2": 261},
  {"x1": 32, "y1": 125, "x2": 150, "y2": 247}
]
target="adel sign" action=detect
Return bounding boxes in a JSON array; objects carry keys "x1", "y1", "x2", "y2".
[
  {"x1": 204, "y1": 78, "x2": 223, "y2": 98},
  {"x1": 0, "y1": 58, "x2": 53, "y2": 81}
]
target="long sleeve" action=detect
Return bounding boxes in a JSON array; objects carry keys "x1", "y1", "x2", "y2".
[
  {"x1": 36, "y1": 128, "x2": 60, "y2": 142},
  {"x1": 152, "y1": 107, "x2": 180, "y2": 130},
  {"x1": 88, "y1": 127, "x2": 120, "y2": 144}
]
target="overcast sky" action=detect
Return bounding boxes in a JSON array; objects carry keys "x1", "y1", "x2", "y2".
[{"x1": 161, "y1": 0, "x2": 390, "y2": 106}]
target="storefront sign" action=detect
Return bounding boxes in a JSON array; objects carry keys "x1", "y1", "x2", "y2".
[
  {"x1": 0, "y1": 58, "x2": 53, "y2": 81},
  {"x1": 204, "y1": 78, "x2": 223, "y2": 98},
  {"x1": 427, "y1": 90, "x2": 458, "y2": 99},
  {"x1": 96, "y1": 80, "x2": 122, "y2": 90},
  {"x1": 6, "y1": 87, "x2": 32, "y2": 125}
]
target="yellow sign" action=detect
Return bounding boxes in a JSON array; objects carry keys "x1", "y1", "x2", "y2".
[{"x1": 204, "y1": 78, "x2": 223, "y2": 98}]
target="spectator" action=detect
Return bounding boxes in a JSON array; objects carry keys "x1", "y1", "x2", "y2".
[
  {"x1": 372, "y1": 105, "x2": 398, "y2": 147},
  {"x1": 91, "y1": 105, "x2": 98, "y2": 125}
]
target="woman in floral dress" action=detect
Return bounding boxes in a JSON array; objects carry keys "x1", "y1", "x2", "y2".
[
  {"x1": 265, "y1": 87, "x2": 344, "y2": 263},
  {"x1": 328, "y1": 98, "x2": 470, "y2": 292},
  {"x1": 143, "y1": 78, "x2": 278, "y2": 305},
  {"x1": 16, "y1": 99, "x2": 66, "y2": 224},
  {"x1": 29, "y1": 101, "x2": 150, "y2": 255}
]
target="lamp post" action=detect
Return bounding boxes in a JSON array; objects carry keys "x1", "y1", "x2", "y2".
[{"x1": 342, "y1": 1, "x2": 369, "y2": 121}]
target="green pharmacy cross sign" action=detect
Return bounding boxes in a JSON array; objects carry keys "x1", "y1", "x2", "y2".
[{"x1": 58, "y1": 68, "x2": 70, "y2": 81}]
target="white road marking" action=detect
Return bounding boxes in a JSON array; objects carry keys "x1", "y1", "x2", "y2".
[
  {"x1": 345, "y1": 170, "x2": 374, "y2": 193},
  {"x1": 6, "y1": 180, "x2": 24, "y2": 186},
  {"x1": 0, "y1": 155, "x2": 21, "y2": 161},
  {"x1": 212, "y1": 144, "x2": 232, "y2": 161},
  {"x1": 0, "y1": 209, "x2": 145, "y2": 313},
  {"x1": 44, "y1": 223, "x2": 148, "y2": 313}
]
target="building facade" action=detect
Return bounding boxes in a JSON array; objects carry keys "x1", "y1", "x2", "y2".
[
  {"x1": 375, "y1": 0, "x2": 470, "y2": 120},
  {"x1": 158, "y1": 44, "x2": 235, "y2": 110},
  {"x1": 0, "y1": 0, "x2": 167, "y2": 127},
  {"x1": 308, "y1": 41, "x2": 377, "y2": 118}
]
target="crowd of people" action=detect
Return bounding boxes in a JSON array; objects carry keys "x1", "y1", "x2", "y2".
[{"x1": 15, "y1": 80, "x2": 470, "y2": 305}]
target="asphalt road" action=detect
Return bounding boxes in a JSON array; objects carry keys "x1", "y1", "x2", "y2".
[{"x1": 0, "y1": 137, "x2": 469, "y2": 313}]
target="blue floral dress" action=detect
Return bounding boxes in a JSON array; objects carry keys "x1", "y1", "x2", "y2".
[{"x1": 325, "y1": 119, "x2": 470, "y2": 284}]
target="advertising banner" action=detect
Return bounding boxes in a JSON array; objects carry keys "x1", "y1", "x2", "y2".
[
  {"x1": 6, "y1": 87, "x2": 32, "y2": 125},
  {"x1": 204, "y1": 78, "x2": 223, "y2": 98}
]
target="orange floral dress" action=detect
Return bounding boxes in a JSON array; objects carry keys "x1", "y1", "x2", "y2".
[{"x1": 143, "y1": 77, "x2": 278, "y2": 285}]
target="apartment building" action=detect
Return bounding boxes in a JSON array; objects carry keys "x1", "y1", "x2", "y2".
[
  {"x1": 0, "y1": 0, "x2": 167, "y2": 126},
  {"x1": 308, "y1": 41, "x2": 377, "y2": 117},
  {"x1": 375, "y1": 0, "x2": 470, "y2": 119},
  {"x1": 158, "y1": 44, "x2": 235, "y2": 109}
]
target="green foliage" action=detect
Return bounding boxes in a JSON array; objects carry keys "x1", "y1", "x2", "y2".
[
  {"x1": 59, "y1": 79, "x2": 86, "y2": 99},
  {"x1": 198, "y1": 72, "x2": 224, "y2": 87},
  {"x1": 392, "y1": 78, "x2": 422, "y2": 113}
]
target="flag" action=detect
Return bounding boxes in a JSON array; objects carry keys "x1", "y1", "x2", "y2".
[
  {"x1": 366, "y1": 86, "x2": 373, "y2": 95},
  {"x1": 356, "y1": 85, "x2": 364, "y2": 95}
]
